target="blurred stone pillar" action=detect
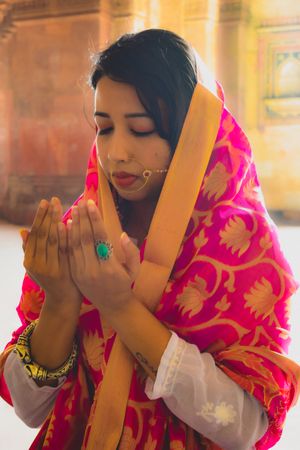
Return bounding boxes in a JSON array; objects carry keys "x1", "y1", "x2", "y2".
[
  {"x1": 159, "y1": 0, "x2": 184, "y2": 35},
  {"x1": 183, "y1": 0, "x2": 219, "y2": 74},
  {"x1": 217, "y1": 0, "x2": 255, "y2": 125},
  {"x1": 0, "y1": 2, "x2": 14, "y2": 213},
  {"x1": 98, "y1": 0, "x2": 112, "y2": 49},
  {"x1": 111, "y1": 0, "x2": 156, "y2": 39}
]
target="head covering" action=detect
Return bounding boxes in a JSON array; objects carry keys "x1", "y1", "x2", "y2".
[{"x1": 0, "y1": 64, "x2": 299, "y2": 450}]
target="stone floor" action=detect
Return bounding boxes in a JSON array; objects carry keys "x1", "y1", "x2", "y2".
[{"x1": 0, "y1": 219, "x2": 299, "y2": 449}]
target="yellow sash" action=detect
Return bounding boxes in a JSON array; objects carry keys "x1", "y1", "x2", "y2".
[{"x1": 85, "y1": 83, "x2": 222, "y2": 449}]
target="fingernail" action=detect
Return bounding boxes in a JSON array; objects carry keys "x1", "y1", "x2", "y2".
[
  {"x1": 87, "y1": 199, "x2": 96, "y2": 211},
  {"x1": 121, "y1": 232, "x2": 130, "y2": 245},
  {"x1": 40, "y1": 199, "x2": 48, "y2": 209},
  {"x1": 19, "y1": 229, "x2": 28, "y2": 240},
  {"x1": 67, "y1": 219, "x2": 72, "y2": 226}
]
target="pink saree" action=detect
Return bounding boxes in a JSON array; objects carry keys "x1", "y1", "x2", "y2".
[{"x1": 0, "y1": 79, "x2": 299, "y2": 449}]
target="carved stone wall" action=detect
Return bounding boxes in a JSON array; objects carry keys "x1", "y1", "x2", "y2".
[
  {"x1": 217, "y1": 0, "x2": 300, "y2": 215},
  {"x1": 10, "y1": 0, "x2": 101, "y2": 20},
  {"x1": 0, "y1": 0, "x2": 106, "y2": 224},
  {"x1": 250, "y1": 8, "x2": 300, "y2": 214},
  {"x1": 2, "y1": 175, "x2": 85, "y2": 223}
]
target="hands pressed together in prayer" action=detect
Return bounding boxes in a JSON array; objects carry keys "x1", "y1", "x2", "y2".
[{"x1": 20, "y1": 197, "x2": 141, "y2": 317}]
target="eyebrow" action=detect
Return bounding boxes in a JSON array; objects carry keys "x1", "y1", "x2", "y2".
[{"x1": 94, "y1": 112, "x2": 151, "y2": 119}]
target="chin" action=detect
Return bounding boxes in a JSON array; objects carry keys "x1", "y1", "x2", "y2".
[{"x1": 116, "y1": 189, "x2": 147, "y2": 202}]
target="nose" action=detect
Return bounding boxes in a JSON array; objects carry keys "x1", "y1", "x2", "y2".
[{"x1": 107, "y1": 131, "x2": 130, "y2": 163}]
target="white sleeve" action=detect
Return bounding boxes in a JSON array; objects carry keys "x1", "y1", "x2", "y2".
[
  {"x1": 3, "y1": 350, "x2": 65, "y2": 428},
  {"x1": 145, "y1": 332, "x2": 269, "y2": 450}
]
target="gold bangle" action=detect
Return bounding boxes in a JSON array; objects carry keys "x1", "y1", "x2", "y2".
[{"x1": 14, "y1": 320, "x2": 78, "y2": 382}]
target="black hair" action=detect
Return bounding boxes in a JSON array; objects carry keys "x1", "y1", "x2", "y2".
[{"x1": 89, "y1": 28, "x2": 198, "y2": 153}]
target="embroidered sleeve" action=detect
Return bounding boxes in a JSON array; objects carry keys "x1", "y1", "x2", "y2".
[{"x1": 145, "y1": 332, "x2": 268, "y2": 450}]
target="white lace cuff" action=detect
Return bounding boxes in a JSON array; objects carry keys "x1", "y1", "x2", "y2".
[
  {"x1": 145, "y1": 331, "x2": 184, "y2": 399},
  {"x1": 145, "y1": 331, "x2": 268, "y2": 450}
]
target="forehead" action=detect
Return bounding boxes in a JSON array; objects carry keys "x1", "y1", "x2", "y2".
[{"x1": 94, "y1": 76, "x2": 145, "y2": 113}]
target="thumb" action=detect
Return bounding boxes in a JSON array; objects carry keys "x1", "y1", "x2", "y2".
[
  {"x1": 19, "y1": 228, "x2": 29, "y2": 252},
  {"x1": 120, "y1": 232, "x2": 140, "y2": 280}
]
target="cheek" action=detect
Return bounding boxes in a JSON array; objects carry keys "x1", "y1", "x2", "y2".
[
  {"x1": 151, "y1": 139, "x2": 171, "y2": 163},
  {"x1": 97, "y1": 139, "x2": 108, "y2": 159},
  {"x1": 96, "y1": 144, "x2": 109, "y2": 172},
  {"x1": 156, "y1": 146, "x2": 172, "y2": 166}
]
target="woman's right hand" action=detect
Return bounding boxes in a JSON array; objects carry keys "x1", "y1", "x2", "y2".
[{"x1": 21, "y1": 197, "x2": 82, "y2": 312}]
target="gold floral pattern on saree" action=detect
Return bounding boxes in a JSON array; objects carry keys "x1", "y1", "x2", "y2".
[
  {"x1": 175, "y1": 275, "x2": 209, "y2": 318},
  {"x1": 243, "y1": 177, "x2": 262, "y2": 204},
  {"x1": 121, "y1": 399, "x2": 156, "y2": 448},
  {"x1": 244, "y1": 278, "x2": 278, "y2": 320},
  {"x1": 215, "y1": 295, "x2": 231, "y2": 312},
  {"x1": 217, "y1": 349, "x2": 282, "y2": 407},
  {"x1": 219, "y1": 216, "x2": 252, "y2": 256},
  {"x1": 144, "y1": 433, "x2": 158, "y2": 450},
  {"x1": 119, "y1": 426, "x2": 137, "y2": 449},
  {"x1": 170, "y1": 441, "x2": 186, "y2": 450},
  {"x1": 82, "y1": 330, "x2": 105, "y2": 372},
  {"x1": 43, "y1": 412, "x2": 56, "y2": 447},
  {"x1": 203, "y1": 162, "x2": 231, "y2": 201},
  {"x1": 193, "y1": 229, "x2": 208, "y2": 251},
  {"x1": 221, "y1": 113, "x2": 235, "y2": 136},
  {"x1": 259, "y1": 232, "x2": 273, "y2": 251}
]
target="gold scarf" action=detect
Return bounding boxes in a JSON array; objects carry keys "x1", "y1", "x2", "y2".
[{"x1": 85, "y1": 83, "x2": 222, "y2": 449}]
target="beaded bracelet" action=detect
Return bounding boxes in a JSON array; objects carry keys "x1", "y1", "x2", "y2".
[{"x1": 14, "y1": 320, "x2": 78, "y2": 382}]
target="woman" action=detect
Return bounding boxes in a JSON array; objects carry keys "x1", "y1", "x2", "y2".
[{"x1": 0, "y1": 29, "x2": 299, "y2": 449}]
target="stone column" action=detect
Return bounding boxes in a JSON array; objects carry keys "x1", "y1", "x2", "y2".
[
  {"x1": 217, "y1": 0, "x2": 255, "y2": 125},
  {"x1": 0, "y1": 2, "x2": 14, "y2": 215},
  {"x1": 111, "y1": 0, "x2": 153, "y2": 40},
  {"x1": 97, "y1": 0, "x2": 112, "y2": 49},
  {"x1": 159, "y1": 0, "x2": 184, "y2": 35},
  {"x1": 183, "y1": 0, "x2": 219, "y2": 74}
]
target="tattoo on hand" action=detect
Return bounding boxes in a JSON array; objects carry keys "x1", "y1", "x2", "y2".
[{"x1": 135, "y1": 352, "x2": 157, "y2": 376}]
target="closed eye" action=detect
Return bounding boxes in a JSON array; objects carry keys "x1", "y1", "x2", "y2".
[
  {"x1": 131, "y1": 130, "x2": 155, "y2": 137},
  {"x1": 97, "y1": 127, "x2": 113, "y2": 136},
  {"x1": 97, "y1": 128, "x2": 155, "y2": 137}
]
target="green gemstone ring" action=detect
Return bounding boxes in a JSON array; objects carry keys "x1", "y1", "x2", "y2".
[{"x1": 95, "y1": 240, "x2": 113, "y2": 261}]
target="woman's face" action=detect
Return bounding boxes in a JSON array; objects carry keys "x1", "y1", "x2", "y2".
[{"x1": 94, "y1": 76, "x2": 172, "y2": 203}]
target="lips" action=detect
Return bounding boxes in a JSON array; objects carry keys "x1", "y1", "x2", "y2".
[
  {"x1": 113, "y1": 171, "x2": 137, "y2": 178},
  {"x1": 112, "y1": 172, "x2": 138, "y2": 188}
]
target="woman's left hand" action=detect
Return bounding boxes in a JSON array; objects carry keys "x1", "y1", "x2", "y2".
[{"x1": 67, "y1": 199, "x2": 141, "y2": 315}]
